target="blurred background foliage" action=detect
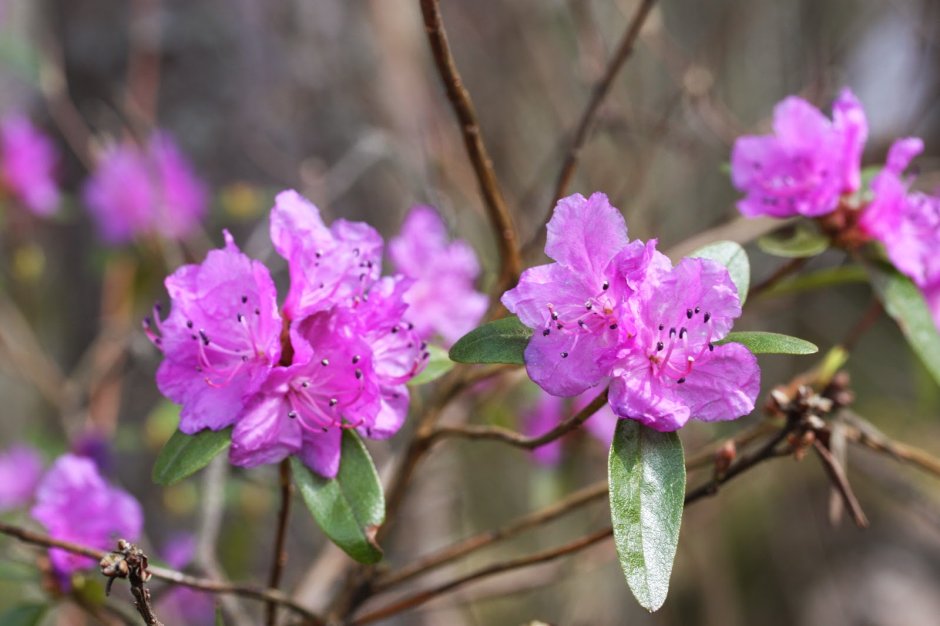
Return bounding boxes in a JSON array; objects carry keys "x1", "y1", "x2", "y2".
[{"x1": 1, "y1": 0, "x2": 940, "y2": 624}]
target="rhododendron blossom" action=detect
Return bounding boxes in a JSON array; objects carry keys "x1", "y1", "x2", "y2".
[
  {"x1": 31, "y1": 454, "x2": 142, "y2": 577},
  {"x1": 83, "y1": 132, "x2": 207, "y2": 243},
  {"x1": 731, "y1": 89, "x2": 867, "y2": 218},
  {"x1": 504, "y1": 192, "x2": 759, "y2": 432},
  {"x1": 0, "y1": 116, "x2": 60, "y2": 216},
  {"x1": 151, "y1": 190, "x2": 425, "y2": 478},
  {"x1": 390, "y1": 205, "x2": 488, "y2": 344},
  {"x1": 859, "y1": 137, "x2": 940, "y2": 327}
]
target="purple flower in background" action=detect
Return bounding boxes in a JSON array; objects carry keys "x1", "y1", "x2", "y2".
[
  {"x1": 0, "y1": 116, "x2": 60, "y2": 216},
  {"x1": 502, "y1": 192, "x2": 663, "y2": 397},
  {"x1": 83, "y1": 132, "x2": 207, "y2": 243},
  {"x1": 859, "y1": 138, "x2": 940, "y2": 327},
  {"x1": 147, "y1": 230, "x2": 283, "y2": 434},
  {"x1": 31, "y1": 454, "x2": 142, "y2": 577},
  {"x1": 609, "y1": 257, "x2": 760, "y2": 431},
  {"x1": 0, "y1": 444, "x2": 43, "y2": 511},
  {"x1": 157, "y1": 534, "x2": 216, "y2": 626},
  {"x1": 270, "y1": 190, "x2": 382, "y2": 320},
  {"x1": 390, "y1": 205, "x2": 488, "y2": 344},
  {"x1": 523, "y1": 390, "x2": 618, "y2": 466},
  {"x1": 731, "y1": 89, "x2": 867, "y2": 218}
]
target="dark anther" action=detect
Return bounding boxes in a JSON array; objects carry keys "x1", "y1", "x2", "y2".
[
  {"x1": 551, "y1": 311, "x2": 559, "y2": 321},
  {"x1": 561, "y1": 352, "x2": 569, "y2": 358},
  {"x1": 704, "y1": 312, "x2": 711, "y2": 323},
  {"x1": 241, "y1": 295, "x2": 248, "y2": 304},
  {"x1": 686, "y1": 308, "x2": 693, "y2": 319},
  {"x1": 301, "y1": 381, "x2": 310, "y2": 388},
  {"x1": 352, "y1": 355, "x2": 361, "y2": 364},
  {"x1": 315, "y1": 250, "x2": 323, "y2": 258},
  {"x1": 694, "y1": 306, "x2": 701, "y2": 314},
  {"x1": 355, "y1": 369, "x2": 363, "y2": 379},
  {"x1": 143, "y1": 317, "x2": 152, "y2": 328},
  {"x1": 186, "y1": 320, "x2": 194, "y2": 329},
  {"x1": 602, "y1": 281, "x2": 610, "y2": 291},
  {"x1": 543, "y1": 328, "x2": 551, "y2": 336},
  {"x1": 391, "y1": 326, "x2": 399, "y2": 334},
  {"x1": 610, "y1": 323, "x2": 618, "y2": 330},
  {"x1": 669, "y1": 328, "x2": 677, "y2": 337},
  {"x1": 679, "y1": 327, "x2": 687, "y2": 339},
  {"x1": 353, "y1": 248, "x2": 360, "y2": 256},
  {"x1": 578, "y1": 320, "x2": 586, "y2": 328},
  {"x1": 199, "y1": 330, "x2": 210, "y2": 345},
  {"x1": 237, "y1": 313, "x2": 245, "y2": 323},
  {"x1": 288, "y1": 411, "x2": 298, "y2": 419},
  {"x1": 659, "y1": 324, "x2": 665, "y2": 331},
  {"x1": 657, "y1": 341, "x2": 664, "y2": 351},
  {"x1": 585, "y1": 302, "x2": 593, "y2": 310},
  {"x1": 255, "y1": 308, "x2": 261, "y2": 315},
  {"x1": 556, "y1": 323, "x2": 563, "y2": 330},
  {"x1": 329, "y1": 398, "x2": 338, "y2": 407},
  {"x1": 677, "y1": 377, "x2": 686, "y2": 384},
  {"x1": 321, "y1": 359, "x2": 330, "y2": 366},
  {"x1": 708, "y1": 343, "x2": 715, "y2": 352}
]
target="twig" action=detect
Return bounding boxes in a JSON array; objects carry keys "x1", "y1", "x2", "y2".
[
  {"x1": 812, "y1": 439, "x2": 869, "y2": 528},
  {"x1": 419, "y1": 0, "x2": 522, "y2": 292},
  {"x1": 0, "y1": 522, "x2": 324, "y2": 625},
  {"x1": 266, "y1": 459, "x2": 293, "y2": 626},
  {"x1": 749, "y1": 257, "x2": 809, "y2": 300},
  {"x1": 374, "y1": 479, "x2": 609, "y2": 591},
  {"x1": 351, "y1": 527, "x2": 613, "y2": 625},
  {"x1": 521, "y1": 0, "x2": 657, "y2": 259},
  {"x1": 841, "y1": 411, "x2": 940, "y2": 478},
  {"x1": 100, "y1": 540, "x2": 163, "y2": 626},
  {"x1": 428, "y1": 388, "x2": 608, "y2": 449}
]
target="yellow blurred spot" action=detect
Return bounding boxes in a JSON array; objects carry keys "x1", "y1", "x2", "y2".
[
  {"x1": 239, "y1": 480, "x2": 273, "y2": 518},
  {"x1": 163, "y1": 482, "x2": 199, "y2": 516},
  {"x1": 220, "y1": 182, "x2": 265, "y2": 220},
  {"x1": 13, "y1": 243, "x2": 45, "y2": 282}
]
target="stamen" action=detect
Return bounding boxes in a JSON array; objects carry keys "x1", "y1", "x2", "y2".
[
  {"x1": 561, "y1": 352, "x2": 569, "y2": 358},
  {"x1": 686, "y1": 308, "x2": 693, "y2": 319},
  {"x1": 321, "y1": 359, "x2": 330, "y2": 366},
  {"x1": 602, "y1": 281, "x2": 609, "y2": 291}
]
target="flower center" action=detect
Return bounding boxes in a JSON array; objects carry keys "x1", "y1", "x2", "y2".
[{"x1": 648, "y1": 306, "x2": 715, "y2": 384}]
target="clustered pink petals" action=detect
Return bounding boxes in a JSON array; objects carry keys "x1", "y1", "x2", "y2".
[
  {"x1": 504, "y1": 192, "x2": 760, "y2": 432},
  {"x1": 0, "y1": 115, "x2": 60, "y2": 216},
  {"x1": 30, "y1": 454, "x2": 142, "y2": 578},
  {"x1": 731, "y1": 89, "x2": 867, "y2": 218},
  {"x1": 83, "y1": 132, "x2": 207, "y2": 243},
  {"x1": 151, "y1": 190, "x2": 426, "y2": 477},
  {"x1": 0, "y1": 444, "x2": 44, "y2": 511},
  {"x1": 390, "y1": 206, "x2": 488, "y2": 345}
]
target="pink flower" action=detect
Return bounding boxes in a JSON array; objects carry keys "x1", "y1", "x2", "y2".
[
  {"x1": 731, "y1": 89, "x2": 867, "y2": 218},
  {"x1": 522, "y1": 390, "x2": 618, "y2": 466},
  {"x1": 31, "y1": 454, "x2": 142, "y2": 577},
  {"x1": 502, "y1": 192, "x2": 664, "y2": 397},
  {"x1": 0, "y1": 116, "x2": 60, "y2": 216},
  {"x1": 157, "y1": 534, "x2": 215, "y2": 625},
  {"x1": 0, "y1": 444, "x2": 43, "y2": 511},
  {"x1": 147, "y1": 231, "x2": 283, "y2": 434},
  {"x1": 609, "y1": 257, "x2": 760, "y2": 431},
  {"x1": 83, "y1": 132, "x2": 207, "y2": 243},
  {"x1": 270, "y1": 190, "x2": 382, "y2": 320},
  {"x1": 859, "y1": 138, "x2": 940, "y2": 327},
  {"x1": 389, "y1": 206, "x2": 488, "y2": 344},
  {"x1": 504, "y1": 192, "x2": 760, "y2": 432}
]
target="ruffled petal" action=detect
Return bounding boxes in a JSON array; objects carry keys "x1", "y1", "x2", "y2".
[{"x1": 677, "y1": 342, "x2": 760, "y2": 422}]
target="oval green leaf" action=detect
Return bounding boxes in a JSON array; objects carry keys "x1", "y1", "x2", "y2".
[
  {"x1": 868, "y1": 264, "x2": 940, "y2": 387},
  {"x1": 449, "y1": 316, "x2": 532, "y2": 365},
  {"x1": 291, "y1": 431, "x2": 385, "y2": 564},
  {"x1": 609, "y1": 419, "x2": 685, "y2": 612},
  {"x1": 717, "y1": 331, "x2": 818, "y2": 355},
  {"x1": 408, "y1": 344, "x2": 454, "y2": 386},
  {"x1": 757, "y1": 225, "x2": 830, "y2": 258},
  {"x1": 689, "y1": 241, "x2": 750, "y2": 304},
  {"x1": 152, "y1": 427, "x2": 232, "y2": 485}
]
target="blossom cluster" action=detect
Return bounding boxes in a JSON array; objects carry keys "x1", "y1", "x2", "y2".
[
  {"x1": 148, "y1": 191, "x2": 431, "y2": 477},
  {"x1": 503, "y1": 192, "x2": 760, "y2": 432},
  {"x1": 730, "y1": 88, "x2": 940, "y2": 327},
  {"x1": 0, "y1": 116, "x2": 60, "y2": 216}
]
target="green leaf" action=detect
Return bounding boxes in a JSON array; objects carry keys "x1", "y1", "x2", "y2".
[
  {"x1": 215, "y1": 605, "x2": 225, "y2": 626},
  {"x1": 868, "y1": 265, "x2": 940, "y2": 387},
  {"x1": 152, "y1": 428, "x2": 232, "y2": 485},
  {"x1": 759, "y1": 265, "x2": 868, "y2": 298},
  {"x1": 291, "y1": 431, "x2": 385, "y2": 564},
  {"x1": 718, "y1": 331, "x2": 818, "y2": 355},
  {"x1": 449, "y1": 316, "x2": 532, "y2": 365},
  {"x1": 757, "y1": 225, "x2": 829, "y2": 258},
  {"x1": 0, "y1": 604, "x2": 48, "y2": 626},
  {"x1": 408, "y1": 344, "x2": 454, "y2": 386},
  {"x1": 689, "y1": 241, "x2": 750, "y2": 304},
  {"x1": 609, "y1": 420, "x2": 685, "y2": 612}
]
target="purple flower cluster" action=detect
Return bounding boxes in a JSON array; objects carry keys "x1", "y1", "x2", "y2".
[
  {"x1": 731, "y1": 89, "x2": 867, "y2": 218},
  {"x1": 0, "y1": 116, "x2": 60, "y2": 216},
  {"x1": 31, "y1": 454, "x2": 142, "y2": 578},
  {"x1": 0, "y1": 444, "x2": 43, "y2": 512},
  {"x1": 83, "y1": 132, "x2": 207, "y2": 244},
  {"x1": 732, "y1": 88, "x2": 940, "y2": 327},
  {"x1": 390, "y1": 206, "x2": 488, "y2": 345},
  {"x1": 503, "y1": 193, "x2": 760, "y2": 432},
  {"x1": 148, "y1": 191, "x2": 427, "y2": 477}
]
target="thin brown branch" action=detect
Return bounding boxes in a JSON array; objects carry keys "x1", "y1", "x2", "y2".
[
  {"x1": 375, "y1": 479, "x2": 609, "y2": 591},
  {"x1": 351, "y1": 527, "x2": 613, "y2": 625},
  {"x1": 419, "y1": 0, "x2": 522, "y2": 292},
  {"x1": 428, "y1": 388, "x2": 608, "y2": 449},
  {"x1": 266, "y1": 459, "x2": 293, "y2": 626},
  {"x1": 841, "y1": 411, "x2": 940, "y2": 478},
  {"x1": 749, "y1": 257, "x2": 810, "y2": 300},
  {"x1": 812, "y1": 439, "x2": 869, "y2": 528},
  {"x1": 522, "y1": 0, "x2": 657, "y2": 259},
  {"x1": 0, "y1": 522, "x2": 324, "y2": 626}
]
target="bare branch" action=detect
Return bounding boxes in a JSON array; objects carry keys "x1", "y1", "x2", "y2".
[
  {"x1": 266, "y1": 459, "x2": 293, "y2": 626},
  {"x1": 812, "y1": 439, "x2": 870, "y2": 528}
]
